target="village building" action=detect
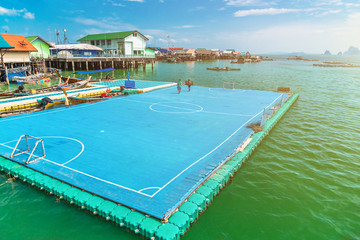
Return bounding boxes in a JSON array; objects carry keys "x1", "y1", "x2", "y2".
[
  {"x1": 0, "y1": 34, "x2": 15, "y2": 83},
  {"x1": 0, "y1": 34, "x2": 37, "y2": 64},
  {"x1": 175, "y1": 49, "x2": 195, "y2": 58},
  {"x1": 0, "y1": 34, "x2": 14, "y2": 66},
  {"x1": 25, "y1": 36, "x2": 54, "y2": 59},
  {"x1": 77, "y1": 30, "x2": 149, "y2": 57},
  {"x1": 211, "y1": 49, "x2": 221, "y2": 57},
  {"x1": 0, "y1": 34, "x2": 38, "y2": 81},
  {"x1": 195, "y1": 49, "x2": 217, "y2": 59},
  {"x1": 49, "y1": 44, "x2": 103, "y2": 58},
  {"x1": 145, "y1": 48, "x2": 155, "y2": 58}
]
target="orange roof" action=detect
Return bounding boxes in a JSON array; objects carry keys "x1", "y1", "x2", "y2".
[{"x1": 1, "y1": 34, "x2": 37, "y2": 52}]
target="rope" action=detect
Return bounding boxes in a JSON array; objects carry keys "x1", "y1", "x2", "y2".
[{"x1": 0, "y1": 178, "x2": 13, "y2": 187}]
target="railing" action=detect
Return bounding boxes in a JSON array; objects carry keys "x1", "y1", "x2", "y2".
[{"x1": 48, "y1": 54, "x2": 154, "y2": 59}]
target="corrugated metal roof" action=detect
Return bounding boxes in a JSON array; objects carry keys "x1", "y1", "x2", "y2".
[
  {"x1": 77, "y1": 30, "x2": 149, "y2": 41},
  {"x1": 0, "y1": 34, "x2": 14, "y2": 49},
  {"x1": 51, "y1": 44, "x2": 103, "y2": 51},
  {"x1": 1, "y1": 34, "x2": 37, "y2": 52}
]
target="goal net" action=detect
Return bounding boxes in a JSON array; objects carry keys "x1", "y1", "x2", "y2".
[{"x1": 11, "y1": 135, "x2": 46, "y2": 164}]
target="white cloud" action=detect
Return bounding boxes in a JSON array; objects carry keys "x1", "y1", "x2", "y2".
[
  {"x1": 224, "y1": 0, "x2": 275, "y2": 6},
  {"x1": 317, "y1": 9, "x2": 341, "y2": 16},
  {"x1": 159, "y1": 0, "x2": 164, "y2": 2},
  {"x1": 214, "y1": 13, "x2": 360, "y2": 53},
  {"x1": 73, "y1": 17, "x2": 135, "y2": 31},
  {"x1": 24, "y1": 12, "x2": 35, "y2": 19},
  {"x1": 188, "y1": 6, "x2": 204, "y2": 12},
  {"x1": 234, "y1": 8, "x2": 302, "y2": 17},
  {"x1": 158, "y1": 38, "x2": 167, "y2": 43},
  {"x1": 1, "y1": 25, "x2": 10, "y2": 32},
  {"x1": 316, "y1": 0, "x2": 344, "y2": 6},
  {"x1": 0, "y1": 6, "x2": 34, "y2": 19},
  {"x1": 175, "y1": 25, "x2": 197, "y2": 29},
  {"x1": 125, "y1": 0, "x2": 144, "y2": 2},
  {"x1": 178, "y1": 38, "x2": 191, "y2": 43},
  {"x1": 113, "y1": 3, "x2": 125, "y2": 6},
  {"x1": 0, "y1": 6, "x2": 22, "y2": 16}
]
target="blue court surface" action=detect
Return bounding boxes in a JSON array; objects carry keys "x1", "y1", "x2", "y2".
[{"x1": 0, "y1": 86, "x2": 289, "y2": 219}]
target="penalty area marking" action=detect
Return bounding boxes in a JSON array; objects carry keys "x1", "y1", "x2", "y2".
[
  {"x1": 1, "y1": 136, "x2": 85, "y2": 166},
  {"x1": 0, "y1": 142, "x2": 153, "y2": 198}
]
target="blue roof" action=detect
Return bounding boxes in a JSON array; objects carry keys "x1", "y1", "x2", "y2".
[{"x1": 0, "y1": 35, "x2": 14, "y2": 49}]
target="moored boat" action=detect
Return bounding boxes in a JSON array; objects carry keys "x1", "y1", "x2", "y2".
[{"x1": 206, "y1": 67, "x2": 240, "y2": 71}]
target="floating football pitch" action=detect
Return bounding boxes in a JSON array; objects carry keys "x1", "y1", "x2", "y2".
[{"x1": 0, "y1": 86, "x2": 288, "y2": 219}]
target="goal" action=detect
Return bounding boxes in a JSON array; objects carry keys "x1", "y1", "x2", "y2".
[{"x1": 11, "y1": 135, "x2": 46, "y2": 164}]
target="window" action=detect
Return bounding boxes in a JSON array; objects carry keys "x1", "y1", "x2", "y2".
[
  {"x1": 96, "y1": 40, "x2": 100, "y2": 45},
  {"x1": 133, "y1": 33, "x2": 137, "y2": 37},
  {"x1": 90, "y1": 40, "x2": 94, "y2": 45},
  {"x1": 107, "y1": 40, "x2": 111, "y2": 45},
  {"x1": 101, "y1": 40, "x2": 105, "y2": 45}
]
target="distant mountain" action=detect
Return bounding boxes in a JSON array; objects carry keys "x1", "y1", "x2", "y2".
[
  {"x1": 337, "y1": 52, "x2": 342, "y2": 56},
  {"x1": 344, "y1": 46, "x2": 360, "y2": 55},
  {"x1": 324, "y1": 50, "x2": 331, "y2": 55},
  {"x1": 289, "y1": 52, "x2": 306, "y2": 55}
]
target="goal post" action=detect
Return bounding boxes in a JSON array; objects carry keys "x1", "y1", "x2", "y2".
[{"x1": 11, "y1": 135, "x2": 46, "y2": 164}]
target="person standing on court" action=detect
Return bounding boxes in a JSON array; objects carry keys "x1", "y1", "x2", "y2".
[
  {"x1": 177, "y1": 79, "x2": 183, "y2": 94},
  {"x1": 185, "y1": 79, "x2": 193, "y2": 92}
]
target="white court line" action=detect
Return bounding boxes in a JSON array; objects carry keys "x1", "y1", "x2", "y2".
[
  {"x1": 149, "y1": 93, "x2": 285, "y2": 197},
  {"x1": 0, "y1": 143, "x2": 152, "y2": 198},
  {"x1": 150, "y1": 107, "x2": 264, "y2": 197},
  {"x1": 1, "y1": 136, "x2": 85, "y2": 166},
  {"x1": 138, "y1": 186, "x2": 161, "y2": 193},
  {"x1": 149, "y1": 102, "x2": 203, "y2": 114}
]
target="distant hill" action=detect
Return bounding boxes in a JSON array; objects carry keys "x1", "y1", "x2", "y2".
[
  {"x1": 289, "y1": 52, "x2": 306, "y2": 55},
  {"x1": 324, "y1": 50, "x2": 331, "y2": 55},
  {"x1": 344, "y1": 46, "x2": 360, "y2": 55}
]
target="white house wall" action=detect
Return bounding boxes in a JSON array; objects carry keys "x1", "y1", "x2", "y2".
[
  {"x1": 80, "y1": 32, "x2": 147, "y2": 55},
  {"x1": 3, "y1": 52, "x2": 31, "y2": 63},
  {"x1": 124, "y1": 35, "x2": 146, "y2": 51}
]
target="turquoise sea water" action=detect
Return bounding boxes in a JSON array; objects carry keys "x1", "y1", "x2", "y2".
[{"x1": 1, "y1": 56, "x2": 359, "y2": 239}]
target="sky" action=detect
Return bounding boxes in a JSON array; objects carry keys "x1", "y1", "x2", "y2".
[{"x1": 0, "y1": 0, "x2": 359, "y2": 54}]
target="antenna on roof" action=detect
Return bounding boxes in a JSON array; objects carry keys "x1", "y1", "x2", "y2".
[
  {"x1": 63, "y1": 29, "x2": 67, "y2": 44},
  {"x1": 55, "y1": 30, "x2": 60, "y2": 45}
]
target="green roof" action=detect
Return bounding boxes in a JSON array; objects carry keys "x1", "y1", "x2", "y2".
[
  {"x1": 0, "y1": 34, "x2": 14, "y2": 49},
  {"x1": 77, "y1": 31, "x2": 148, "y2": 41},
  {"x1": 25, "y1": 36, "x2": 37, "y2": 42}
]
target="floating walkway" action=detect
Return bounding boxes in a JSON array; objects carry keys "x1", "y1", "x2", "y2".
[{"x1": 0, "y1": 86, "x2": 298, "y2": 239}]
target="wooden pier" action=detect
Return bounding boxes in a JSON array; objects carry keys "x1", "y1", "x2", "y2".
[{"x1": 45, "y1": 57, "x2": 155, "y2": 72}]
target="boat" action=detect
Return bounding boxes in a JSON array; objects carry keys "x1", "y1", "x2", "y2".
[
  {"x1": 11, "y1": 73, "x2": 53, "y2": 85},
  {"x1": 68, "y1": 89, "x2": 123, "y2": 105},
  {"x1": 0, "y1": 78, "x2": 90, "y2": 98},
  {"x1": 0, "y1": 97, "x2": 65, "y2": 118},
  {"x1": 206, "y1": 67, "x2": 240, "y2": 71},
  {"x1": 68, "y1": 95, "x2": 109, "y2": 105},
  {"x1": 61, "y1": 68, "x2": 115, "y2": 84}
]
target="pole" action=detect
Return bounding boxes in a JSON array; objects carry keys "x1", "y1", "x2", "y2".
[{"x1": 5, "y1": 66, "x2": 9, "y2": 85}]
